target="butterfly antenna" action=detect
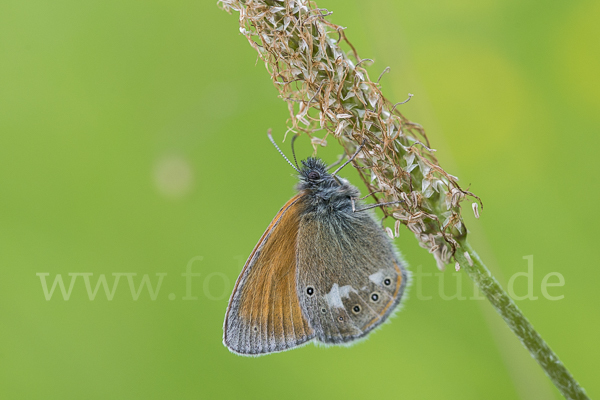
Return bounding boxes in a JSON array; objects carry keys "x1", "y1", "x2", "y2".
[
  {"x1": 267, "y1": 130, "x2": 300, "y2": 173},
  {"x1": 332, "y1": 140, "x2": 366, "y2": 176},
  {"x1": 290, "y1": 133, "x2": 301, "y2": 170}
]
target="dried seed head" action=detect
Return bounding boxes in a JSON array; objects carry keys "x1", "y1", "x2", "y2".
[{"x1": 219, "y1": 0, "x2": 482, "y2": 268}]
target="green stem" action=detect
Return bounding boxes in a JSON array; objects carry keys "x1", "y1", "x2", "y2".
[
  {"x1": 218, "y1": 2, "x2": 588, "y2": 397},
  {"x1": 455, "y1": 241, "x2": 589, "y2": 400}
]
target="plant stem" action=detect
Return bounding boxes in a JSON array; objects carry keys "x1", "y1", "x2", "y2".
[
  {"x1": 455, "y1": 242, "x2": 589, "y2": 400},
  {"x1": 218, "y1": 1, "x2": 590, "y2": 398}
]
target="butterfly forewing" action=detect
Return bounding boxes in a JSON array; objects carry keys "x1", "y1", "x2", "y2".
[{"x1": 223, "y1": 194, "x2": 315, "y2": 355}]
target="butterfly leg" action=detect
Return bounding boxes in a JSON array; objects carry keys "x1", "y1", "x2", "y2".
[
  {"x1": 331, "y1": 139, "x2": 367, "y2": 176},
  {"x1": 351, "y1": 197, "x2": 405, "y2": 213},
  {"x1": 326, "y1": 154, "x2": 346, "y2": 171},
  {"x1": 357, "y1": 190, "x2": 383, "y2": 200}
]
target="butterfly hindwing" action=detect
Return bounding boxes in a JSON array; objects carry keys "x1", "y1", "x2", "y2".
[{"x1": 296, "y1": 207, "x2": 408, "y2": 344}]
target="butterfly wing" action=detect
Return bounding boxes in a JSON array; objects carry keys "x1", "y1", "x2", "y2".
[
  {"x1": 223, "y1": 194, "x2": 315, "y2": 355},
  {"x1": 296, "y1": 208, "x2": 408, "y2": 344}
]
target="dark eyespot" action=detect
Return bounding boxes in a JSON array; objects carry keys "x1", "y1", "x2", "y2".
[
  {"x1": 307, "y1": 171, "x2": 320, "y2": 180},
  {"x1": 306, "y1": 286, "x2": 314, "y2": 296},
  {"x1": 384, "y1": 278, "x2": 392, "y2": 286},
  {"x1": 338, "y1": 316, "x2": 344, "y2": 322},
  {"x1": 321, "y1": 308, "x2": 327, "y2": 314},
  {"x1": 352, "y1": 305, "x2": 361, "y2": 314},
  {"x1": 253, "y1": 326, "x2": 258, "y2": 332},
  {"x1": 371, "y1": 293, "x2": 380, "y2": 302}
]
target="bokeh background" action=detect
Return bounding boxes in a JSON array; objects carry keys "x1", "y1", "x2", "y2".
[{"x1": 1, "y1": 0, "x2": 599, "y2": 399}]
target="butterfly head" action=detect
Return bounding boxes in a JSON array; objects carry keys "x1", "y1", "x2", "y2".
[
  {"x1": 267, "y1": 132, "x2": 356, "y2": 198},
  {"x1": 297, "y1": 157, "x2": 337, "y2": 190}
]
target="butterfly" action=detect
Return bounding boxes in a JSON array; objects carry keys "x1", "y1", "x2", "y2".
[{"x1": 223, "y1": 133, "x2": 409, "y2": 355}]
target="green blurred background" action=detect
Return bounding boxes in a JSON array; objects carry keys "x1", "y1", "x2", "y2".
[{"x1": 1, "y1": 0, "x2": 598, "y2": 398}]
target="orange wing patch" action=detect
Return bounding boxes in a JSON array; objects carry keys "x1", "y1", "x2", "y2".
[{"x1": 224, "y1": 193, "x2": 314, "y2": 355}]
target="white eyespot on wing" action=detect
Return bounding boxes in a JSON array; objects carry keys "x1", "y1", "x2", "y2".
[
  {"x1": 368, "y1": 271, "x2": 385, "y2": 286},
  {"x1": 324, "y1": 284, "x2": 357, "y2": 309}
]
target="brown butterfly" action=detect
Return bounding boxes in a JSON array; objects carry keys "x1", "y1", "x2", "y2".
[{"x1": 223, "y1": 133, "x2": 409, "y2": 356}]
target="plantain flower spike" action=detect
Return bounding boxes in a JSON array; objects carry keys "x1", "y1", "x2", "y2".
[{"x1": 219, "y1": 0, "x2": 482, "y2": 270}]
